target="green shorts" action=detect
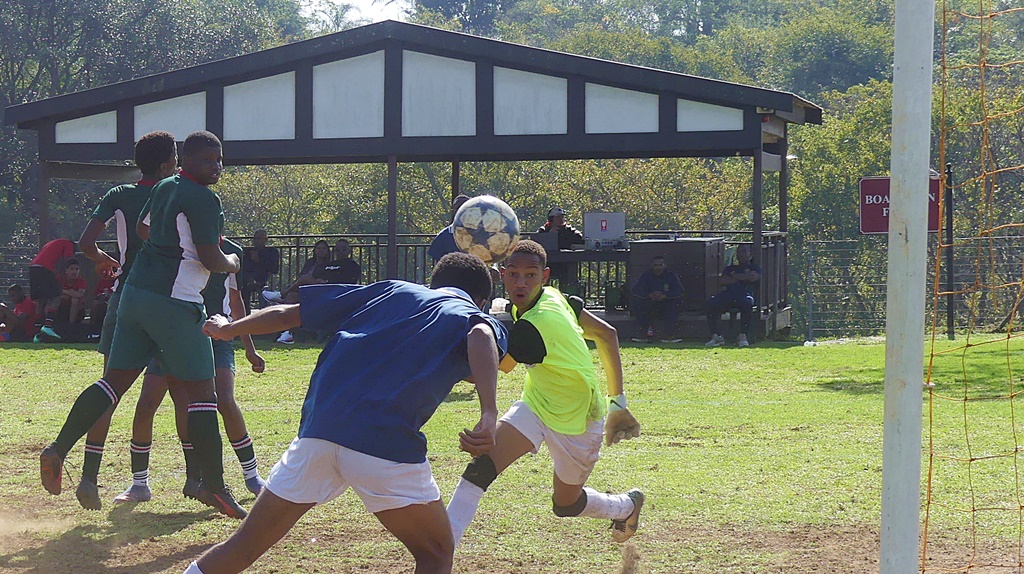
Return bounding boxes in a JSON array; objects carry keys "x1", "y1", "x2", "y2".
[
  {"x1": 107, "y1": 283, "x2": 214, "y2": 381},
  {"x1": 97, "y1": 288, "x2": 122, "y2": 355},
  {"x1": 147, "y1": 338, "x2": 235, "y2": 376}
]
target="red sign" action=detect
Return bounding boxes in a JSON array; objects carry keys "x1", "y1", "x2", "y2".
[{"x1": 859, "y1": 176, "x2": 940, "y2": 235}]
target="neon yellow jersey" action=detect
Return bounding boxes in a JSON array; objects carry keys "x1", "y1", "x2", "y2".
[{"x1": 511, "y1": 286, "x2": 604, "y2": 435}]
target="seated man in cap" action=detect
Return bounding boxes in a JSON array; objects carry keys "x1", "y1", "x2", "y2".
[
  {"x1": 536, "y1": 207, "x2": 585, "y2": 292},
  {"x1": 536, "y1": 207, "x2": 584, "y2": 251}
]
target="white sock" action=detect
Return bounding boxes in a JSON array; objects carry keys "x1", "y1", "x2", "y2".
[
  {"x1": 577, "y1": 487, "x2": 634, "y2": 520},
  {"x1": 183, "y1": 561, "x2": 205, "y2": 574},
  {"x1": 446, "y1": 478, "x2": 485, "y2": 547}
]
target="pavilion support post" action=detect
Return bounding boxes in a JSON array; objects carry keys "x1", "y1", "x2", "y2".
[
  {"x1": 387, "y1": 155, "x2": 399, "y2": 279},
  {"x1": 451, "y1": 160, "x2": 461, "y2": 203},
  {"x1": 38, "y1": 161, "x2": 52, "y2": 248},
  {"x1": 779, "y1": 130, "x2": 789, "y2": 234},
  {"x1": 752, "y1": 147, "x2": 764, "y2": 313}
]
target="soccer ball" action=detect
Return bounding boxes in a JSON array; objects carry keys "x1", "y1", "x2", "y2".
[{"x1": 452, "y1": 195, "x2": 520, "y2": 264}]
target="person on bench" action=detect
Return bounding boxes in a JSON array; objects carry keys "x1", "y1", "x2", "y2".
[
  {"x1": 630, "y1": 256, "x2": 683, "y2": 344},
  {"x1": 705, "y1": 244, "x2": 760, "y2": 348}
]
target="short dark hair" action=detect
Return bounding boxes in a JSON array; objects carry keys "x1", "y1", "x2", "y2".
[
  {"x1": 135, "y1": 131, "x2": 176, "y2": 176},
  {"x1": 182, "y1": 131, "x2": 222, "y2": 158},
  {"x1": 507, "y1": 239, "x2": 547, "y2": 268},
  {"x1": 66, "y1": 257, "x2": 80, "y2": 267},
  {"x1": 7, "y1": 284, "x2": 21, "y2": 294},
  {"x1": 430, "y1": 252, "x2": 492, "y2": 303}
]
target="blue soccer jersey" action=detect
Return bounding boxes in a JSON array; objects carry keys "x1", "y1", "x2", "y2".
[{"x1": 297, "y1": 281, "x2": 509, "y2": 463}]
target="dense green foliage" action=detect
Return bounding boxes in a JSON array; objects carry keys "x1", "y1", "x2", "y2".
[{"x1": 2, "y1": 0, "x2": 1020, "y2": 333}]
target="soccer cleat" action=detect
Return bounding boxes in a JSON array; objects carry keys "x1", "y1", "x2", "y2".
[
  {"x1": 39, "y1": 325, "x2": 61, "y2": 341},
  {"x1": 40, "y1": 443, "x2": 64, "y2": 495},
  {"x1": 610, "y1": 489, "x2": 645, "y2": 543},
  {"x1": 660, "y1": 338, "x2": 683, "y2": 344},
  {"x1": 76, "y1": 477, "x2": 102, "y2": 510},
  {"x1": 262, "y1": 290, "x2": 284, "y2": 304},
  {"x1": 276, "y1": 331, "x2": 294, "y2": 344},
  {"x1": 244, "y1": 475, "x2": 267, "y2": 496},
  {"x1": 737, "y1": 334, "x2": 750, "y2": 347},
  {"x1": 113, "y1": 483, "x2": 152, "y2": 504},
  {"x1": 704, "y1": 334, "x2": 725, "y2": 347},
  {"x1": 195, "y1": 484, "x2": 248, "y2": 519},
  {"x1": 182, "y1": 477, "x2": 201, "y2": 500}
]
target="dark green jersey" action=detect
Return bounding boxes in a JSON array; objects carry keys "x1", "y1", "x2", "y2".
[
  {"x1": 127, "y1": 173, "x2": 225, "y2": 304},
  {"x1": 203, "y1": 238, "x2": 243, "y2": 317},
  {"x1": 91, "y1": 181, "x2": 155, "y2": 291}
]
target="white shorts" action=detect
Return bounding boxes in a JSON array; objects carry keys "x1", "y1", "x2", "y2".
[
  {"x1": 266, "y1": 437, "x2": 441, "y2": 514},
  {"x1": 499, "y1": 400, "x2": 603, "y2": 485}
]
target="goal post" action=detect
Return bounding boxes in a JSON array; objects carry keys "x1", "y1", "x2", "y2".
[{"x1": 880, "y1": 0, "x2": 935, "y2": 571}]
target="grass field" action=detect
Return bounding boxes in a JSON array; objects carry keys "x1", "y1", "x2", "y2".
[{"x1": 1, "y1": 335, "x2": 1022, "y2": 573}]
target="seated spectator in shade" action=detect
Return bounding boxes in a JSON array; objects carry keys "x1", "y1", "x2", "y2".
[
  {"x1": 705, "y1": 244, "x2": 761, "y2": 348},
  {"x1": 0, "y1": 284, "x2": 39, "y2": 342},
  {"x1": 535, "y1": 206, "x2": 584, "y2": 250},
  {"x1": 428, "y1": 194, "x2": 470, "y2": 265},
  {"x1": 274, "y1": 239, "x2": 361, "y2": 345},
  {"x1": 318, "y1": 238, "x2": 362, "y2": 285},
  {"x1": 29, "y1": 238, "x2": 76, "y2": 342},
  {"x1": 630, "y1": 255, "x2": 684, "y2": 343},
  {"x1": 263, "y1": 240, "x2": 332, "y2": 305},
  {"x1": 58, "y1": 257, "x2": 87, "y2": 324},
  {"x1": 240, "y1": 229, "x2": 279, "y2": 312}
]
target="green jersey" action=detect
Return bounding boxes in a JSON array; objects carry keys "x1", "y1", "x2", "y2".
[
  {"x1": 203, "y1": 238, "x2": 242, "y2": 317},
  {"x1": 127, "y1": 173, "x2": 225, "y2": 304},
  {"x1": 511, "y1": 286, "x2": 605, "y2": 435},
  {"x1": 91, "y1": 181, "x2": 155, "y2": 291}
]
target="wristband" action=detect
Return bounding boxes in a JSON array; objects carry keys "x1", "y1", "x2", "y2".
[{"x1": 607, "y1": 393, "x2": 627, "y2": 412}]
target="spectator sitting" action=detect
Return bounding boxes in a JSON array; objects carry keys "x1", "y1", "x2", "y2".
[
  {"x1": 240, "y1": 228, "x2": 279, "y2": 311},
  {"x1": 0, "y1": 284, "x2": 39, "y2": 343},
  {"x1": 427, "y1": 194, "x2": 471, "y2": 265},
  {"x1": 535, "y1": 206, "x2": 584, "y2": 250},
  {"x1": 705, "y1": 244, "x2": 761, "y2": 348},
  {"x1": 263, "y1": 239, "x2": 331, "y2": 305},
  {"x1": 630, "y1": 255, "x2": 684, "y2": 343},
  {"x1": 273, "y1": 238, "x2": 361, "y2": 345},
  {"x1": 58, "y1": 257, "x2": 87, "y2": 324},
  {"x1": 29, "y1": 238, "x2": 76, "y2": 342}
]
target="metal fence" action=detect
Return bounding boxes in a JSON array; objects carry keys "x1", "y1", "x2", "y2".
[{"x1": 804, "y1": 235, "x2": 1024, "y2": 340}]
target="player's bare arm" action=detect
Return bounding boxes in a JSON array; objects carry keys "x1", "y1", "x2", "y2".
[
  {"x1": 78, "y1": 218, "x2": 120, "y2": 277},
  {"x1": 458, "y1": 322, "x2": 500, "y2": 458},
  {"x1": 579, "y1": 308, "x2": 624, "y2": 396},
  {"x1": 205, "y1": 303, "x2": 301, "y2": 341},
  {"x1": 579, "y1": 309, "x2": 640, "y2": 445},
  {"x1": 197, "y1": 243, "x2": 241, "y2": 274},
  {"x1": 229, "y1": 285, "x2": 265, "y2": 373}
]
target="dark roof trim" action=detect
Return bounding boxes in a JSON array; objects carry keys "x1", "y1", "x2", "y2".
[{"x1": 5, "y1": 20, "x2": 820, "y2": 129}]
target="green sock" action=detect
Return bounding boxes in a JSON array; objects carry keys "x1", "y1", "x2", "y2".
[
  {"x1": 82, "y1": 442, "x2": 104, "y2": 481},
  {"x1": 187, "y1": 404, "x2": 224, "y2": 491},
  {"x1": 54, "y1": 381, "x2": 119, "y2": 457}
]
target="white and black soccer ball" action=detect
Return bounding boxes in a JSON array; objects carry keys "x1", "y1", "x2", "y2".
[{"x1": 452, "y1": 195, "x2": 520, "y2": 264}]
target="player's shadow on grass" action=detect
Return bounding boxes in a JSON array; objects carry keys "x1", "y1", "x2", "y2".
[{"x1": 0, "y1": 508, "x2": 216, "y2": 574}]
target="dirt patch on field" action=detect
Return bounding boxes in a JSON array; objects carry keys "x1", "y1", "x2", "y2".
[{"x1": 0, "y1": 503, "x2": 1016, "y2": 574}]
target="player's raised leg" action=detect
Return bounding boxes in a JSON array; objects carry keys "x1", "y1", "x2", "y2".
[{"x1": 185, "y1": 490, "x2": 314, "y2": 574}]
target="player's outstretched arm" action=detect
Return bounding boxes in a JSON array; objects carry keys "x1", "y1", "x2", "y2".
[
  {"x1": 579, "y1": 309, "x2": 641, "y2": 445},
  {"x1": 579, "y1": 308, "x2": 624, "y2": 396},
  {"x1": 205, "y1": 304, "x2": 301, "y2": 341},
  {"x1": 228, "y1": 286, "x2": 266, "y2": 373},
  {"x1": 458, "y1": 322, "x2": 500, "y2": 458}
]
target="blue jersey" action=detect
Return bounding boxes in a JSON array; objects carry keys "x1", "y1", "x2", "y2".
[
  {"x1": 297, "y1": 281, "x2": 509, "y2": 463},
  {"x1": 427, "y1": 224, "x2": 459, "y2": 263}
]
